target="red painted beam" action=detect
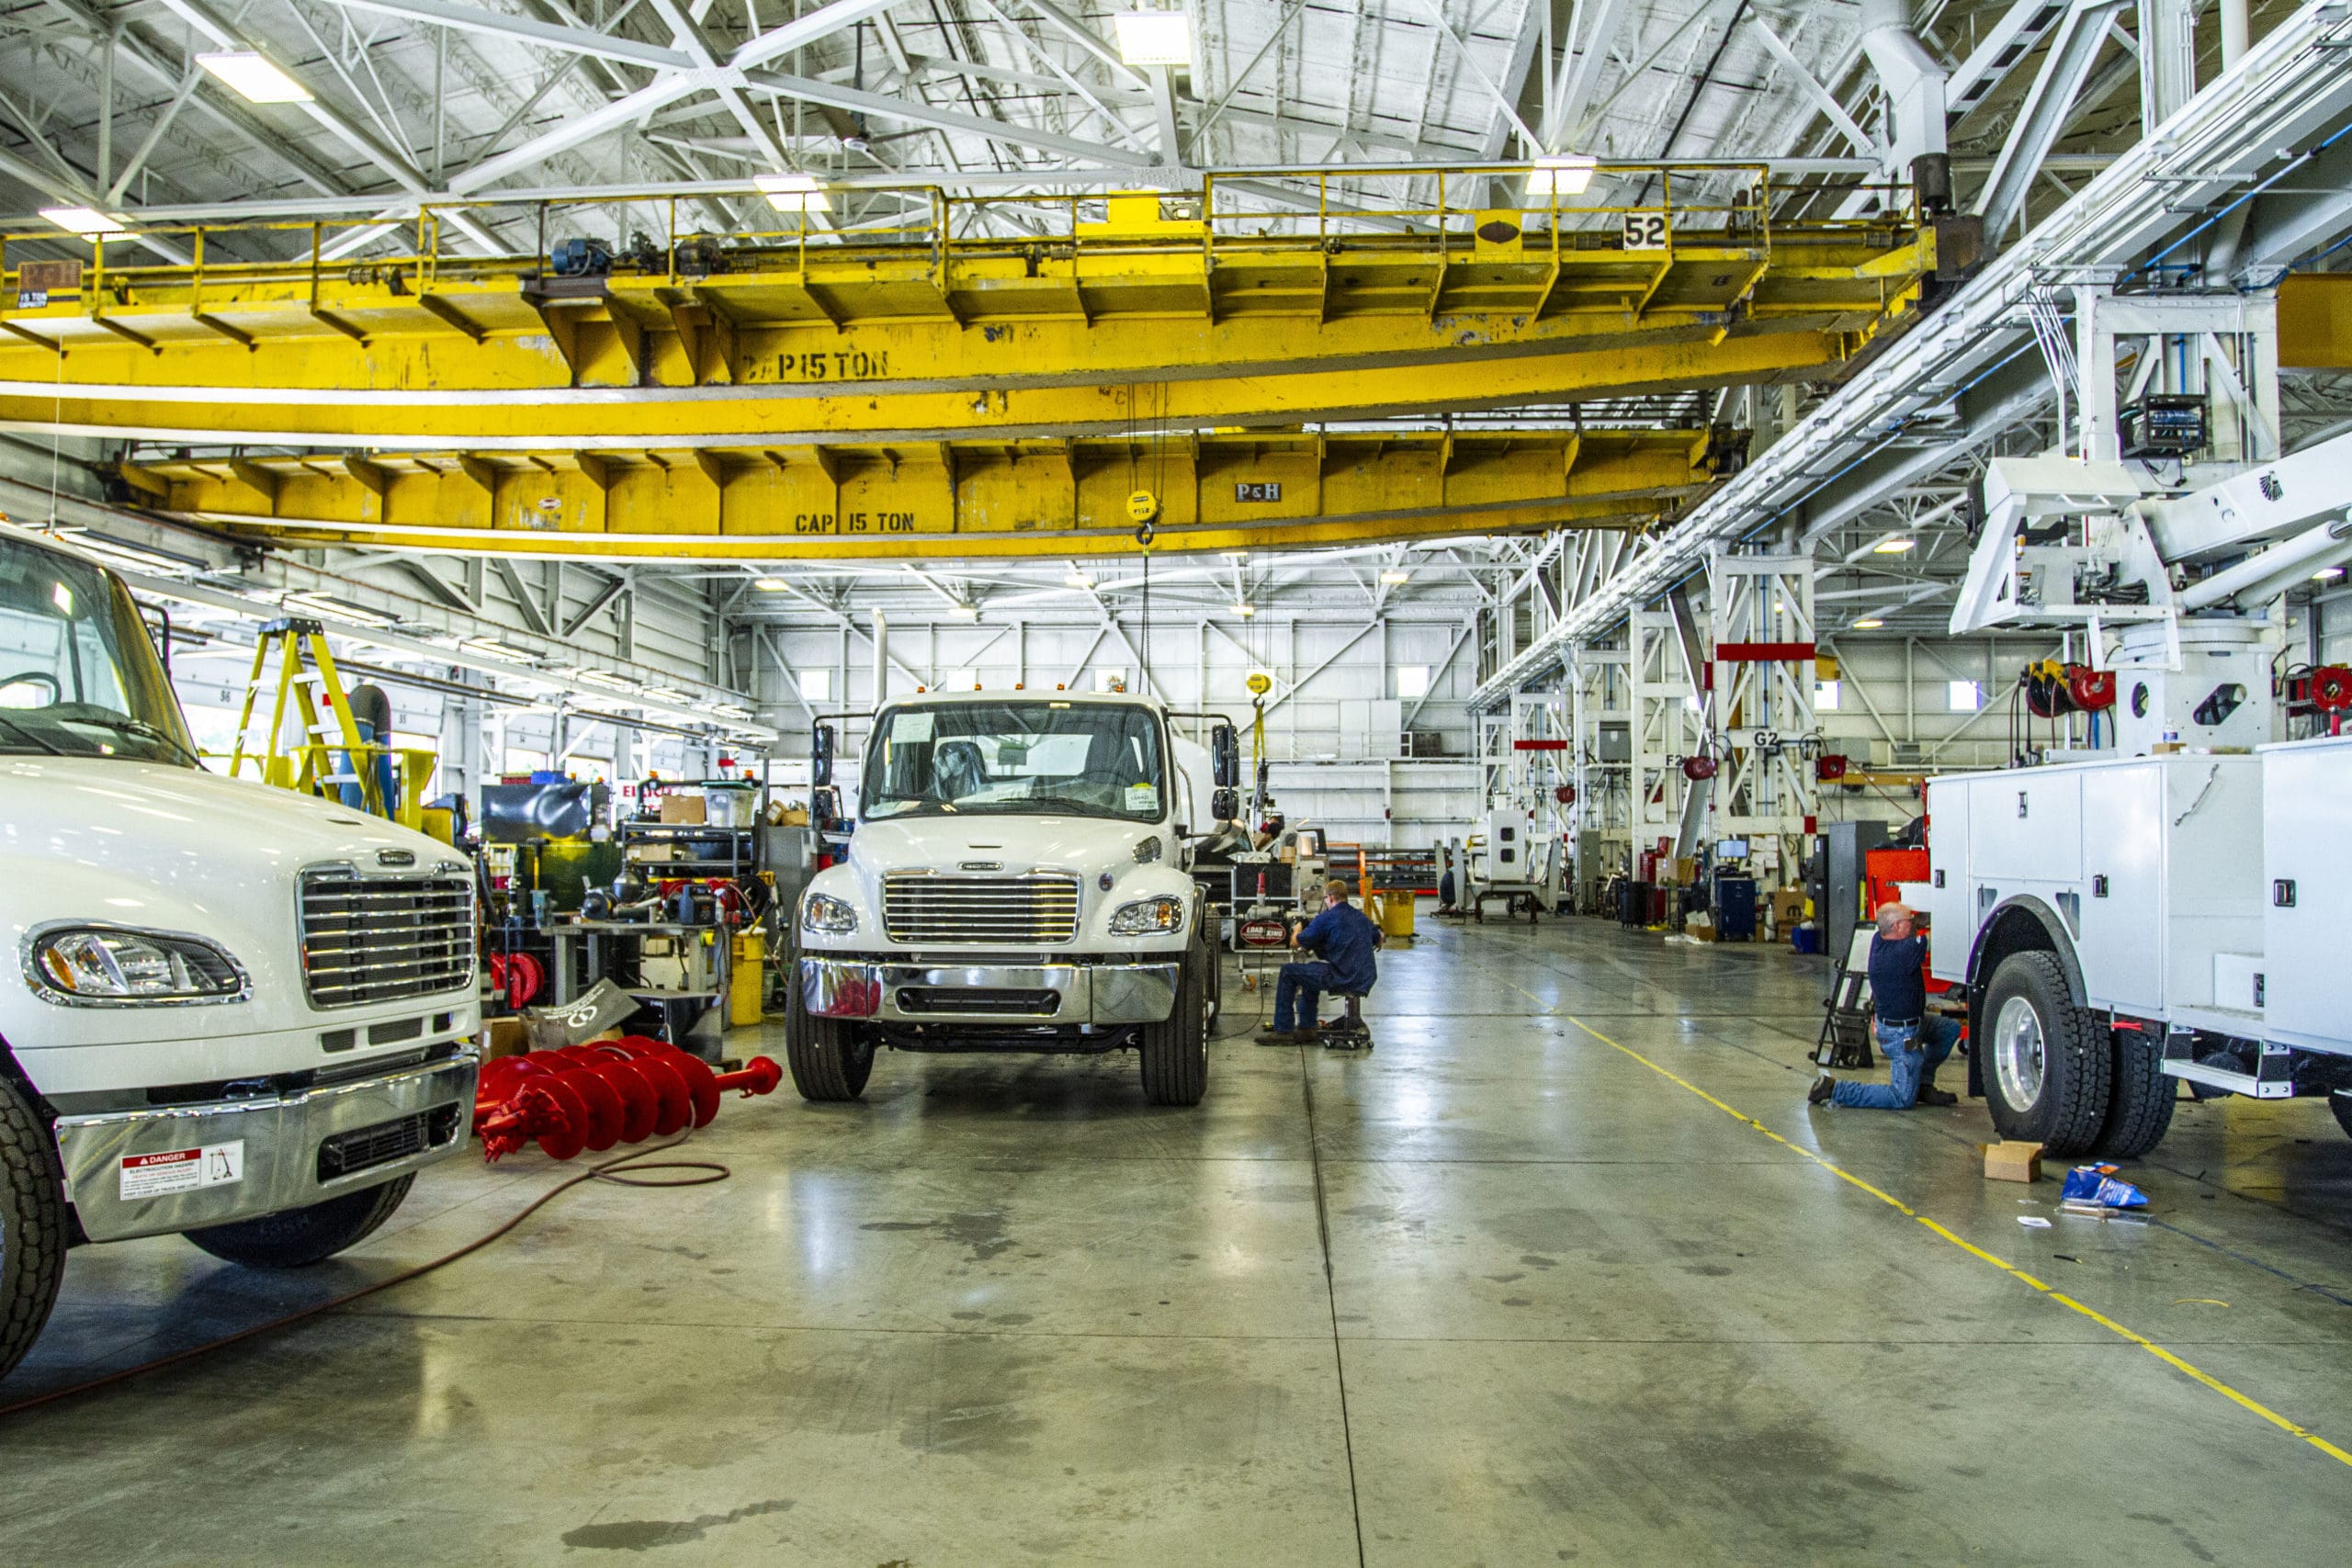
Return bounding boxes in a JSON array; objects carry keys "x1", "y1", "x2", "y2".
[{"x1": 1715, "y1": 641, "x2": 1817, "y2": 661}]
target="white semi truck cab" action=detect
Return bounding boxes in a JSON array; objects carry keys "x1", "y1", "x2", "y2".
[
  {"x1": 784, "y1": 690, "x2": 1238, "y2": 1107},
  {"x1": 0, "y1": 526, "x2": 480, "y2": 1383}
]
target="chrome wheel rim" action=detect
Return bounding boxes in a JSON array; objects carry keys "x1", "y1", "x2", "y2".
[{"x1": 1995, "y1": 995, "x2": 2047, "y2": 1109}]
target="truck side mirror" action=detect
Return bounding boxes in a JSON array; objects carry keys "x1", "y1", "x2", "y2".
[
  {"x1": 1211, "y1": 723, "x2": 1238, "y2": 790},
  {"x1": 812, "y1": 721, "x2": 836, "y2": 786},
  {"x1": 1212, "y1": 786, "x2": 1238, "y2": 822}
]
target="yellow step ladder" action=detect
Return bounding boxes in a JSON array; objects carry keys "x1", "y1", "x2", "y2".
[{"x1": 226, "y1": 617, "x2": 390, "y2": 818}]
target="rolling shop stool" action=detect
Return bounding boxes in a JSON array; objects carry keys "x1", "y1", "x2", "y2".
[{"x1": 1317, "y1": 992, "x2": 1374, "y2": 1051}]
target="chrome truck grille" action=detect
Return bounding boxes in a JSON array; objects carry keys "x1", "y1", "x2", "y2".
[
  {"x1": 299, "y1": 869, "x2": 476, "y2": 1008},
  {"x1": 882, "y1": 874, "x2": 1080, "y2": 946}
]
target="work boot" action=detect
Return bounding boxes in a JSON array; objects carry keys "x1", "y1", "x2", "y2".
[
  {"x1": 1914, "y1": 1086, "x2": 1958, "y2": 1107},
  {"x1": 1808, "y1": 1074, "x2": 1836, "y2": 1106},
  {"x1": 1254, "y1": 1028, "x2": 1315, "y2": 1046}
]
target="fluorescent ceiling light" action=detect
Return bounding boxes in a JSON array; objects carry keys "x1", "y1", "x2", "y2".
[
  {"x1": 573, "y1": 669, "x2": 638, "y2": 692},
  {"x1": 461, "y1": 637, "x2": 540, "y2": 662},
  {"x1": 1852, "y1": 618, "x2": 1884, "y2": 629},
  {"x1": 1231, "y1": 602, "x2": 1256, "y2": 618},
  {"x1": 1527, "y1": 154, "x2": 1598, "y2": 198},
  {"x1": 1380, "y1": 570, "x2": 1410, "y2": 584},
  {"x1": 39, "y1": 206, "x2": 131, "y2": 241},
  {"x1": 280, "y1": 592, "x2": 395, "y2": 629},
  {"x1": 948, "y1": 604, "x2": 979, "y2": 620},
  {"x1": 754, "y1": 173, "x2": 831, "y2": 214},
  {"x1": 47, "y1": 527, "x2": 206, "y2": 576},
  {"x1": 1113, "y1": 9, "x2": 1193, "y2": 65},
  {"x1": 2313, "y1": 566, "x2": 2345, "y2": 582},
  {"x1": 1871, "y1": 536, "x2": 1917, "y2": 554},
  {"x1": 753, "y1": 577, "x2": 790, "y2": 592},
  {"x1": 1064, "y1": 572, "x2": 1094, "y2": 589},
  {"x1": 196, "y1": 51, "x2": 314, "y2": 104},
  {"x1": 712, "y1": 704, "x2": 754, "y2": 719}
]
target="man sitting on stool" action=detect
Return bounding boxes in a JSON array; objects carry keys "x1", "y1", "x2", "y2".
[
  {"x1": 1810, "y1": 901, "x2": 1960, "y2": 1110},
  {"x1": 1256, "y1": 878, "x2": 1380, "y2": 1045}
]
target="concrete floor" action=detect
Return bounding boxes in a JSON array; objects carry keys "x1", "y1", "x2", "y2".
[{"x1": 5, "y1": 917, "x2": 2351, "y2": 1565}]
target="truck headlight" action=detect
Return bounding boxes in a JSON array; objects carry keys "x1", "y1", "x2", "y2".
[
  {"x1": 1109, "y1": 895, "x2": 1186, "y2": 937},
  {"x1": 800, "y1": 892, "x2": 858, "y2": 936},
  {"x1": 28, "y1": 926, "x2": 248, "y2": 1006}
]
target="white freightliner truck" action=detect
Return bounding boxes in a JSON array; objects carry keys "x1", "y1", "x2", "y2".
[
  {"x1": 1917, "y1": 429, "x2": 2352, "y2": 1157},
  {"x1": 0, "y1": 526, "x2": 481, "y2": 1382},
  {"x1": 784, "y1": 689, "x2": 1239, "y2": 1106}
]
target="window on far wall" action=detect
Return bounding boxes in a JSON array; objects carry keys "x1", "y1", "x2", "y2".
[
  {"x1": 945, "y1": 668, "x2": 978, "y2": 692},
  {"x1": 1396, "y1": 664, "x2": 1431, "y2": 700},
  {"x1": 1949, "y1": 679, "x2": 1983, "y2": 712},
  {"x1": 797, "y1": 668, "x2": 831, "y2": 703},
  {"x1": 1094, "y1": 668, "x2": 1129, "y2": 694},
  {"x1": 1815, "y1": 680, "x2": 1841, "y2": 711},
  {"x1": 503, "y1": 748, "x2": 549, "y2": 776}
]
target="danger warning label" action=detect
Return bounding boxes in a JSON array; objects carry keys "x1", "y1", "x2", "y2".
[{"x1": 119, "y1": 1140, "x2": 245, "y2": 1202}]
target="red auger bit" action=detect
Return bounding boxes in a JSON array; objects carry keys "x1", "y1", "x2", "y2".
[{"x1": 473, "y1": 1036, "x2": 784, "y2": 1162}]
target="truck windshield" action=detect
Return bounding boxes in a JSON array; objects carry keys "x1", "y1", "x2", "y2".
[
  {"x1": 0, "y1": 533, "x2": 198, "y2": 767},
  {"x1": 862, "y1": 701, "x2": 1166, "y2": 823}
]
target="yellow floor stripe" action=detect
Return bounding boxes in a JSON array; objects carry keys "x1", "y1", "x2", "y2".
[{"x1": 1480, "y1": 965, "x2": 2352, "y2": 1469}]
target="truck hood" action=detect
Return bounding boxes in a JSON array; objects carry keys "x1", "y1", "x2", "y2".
[
  {"x1": 0, "y1": 755, "x2": 447, "y2": 879},
  {"x1": 847, "y1": 812, "x2": 1159, "y2": 876},
  {"x1": 1, "y1": 756, "x2": 473, "y2": 1076}
]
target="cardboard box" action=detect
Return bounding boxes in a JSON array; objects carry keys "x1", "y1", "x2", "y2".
[
  {"x1": 776, "y1": 806, "x2": 809, "y2": 827},
  {"x1": 1984, "y1": 1140, "x2": 2043, "y2": 1183},
  {"x1": 660, "y1": 795, "x2": 707, "y2": 824},
  {"x1": 1770, "y1": 889, "x2": 1809, "y2": 926},
  {"x1": 484, "y1": 1016, "x2": 528, "y2": 1059}
]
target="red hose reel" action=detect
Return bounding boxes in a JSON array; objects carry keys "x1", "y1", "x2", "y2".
[
  {"x1": 485, "y1": 952, "x2": 545, "y2": 1010},
  {"x1": 473, "y1": 1037, "x2": 782, "y2": 1163}
]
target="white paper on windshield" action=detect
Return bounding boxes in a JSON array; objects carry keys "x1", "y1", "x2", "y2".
[
  {"x1": 1126, "y1": 784, "x2": 1159, "y2": 814},
  {"x1": 896, "y1": 711, "x2": 935, "y2": 742}
]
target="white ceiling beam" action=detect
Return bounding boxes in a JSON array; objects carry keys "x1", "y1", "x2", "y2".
[
  {"x1": 311, "y1": 0, "x2": 695, "y2": 70},
  {"x1": 1744, "y1": 12, "x2": 1875, "y2": 156},
  {"x1": 1407, "y1": 0, "x2": 1539, "y2": 152},
  {"x1": 1015, "y1": 0, "x2": 1153, "y2": 93}
]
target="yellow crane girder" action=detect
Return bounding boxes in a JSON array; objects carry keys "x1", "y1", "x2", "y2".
[
  {"x1": 120, "y1": 427, "x2": 1731, "y2": 561},
  {"x1": 0, "y1": 183, "x2": 1937, "y2": 446}
]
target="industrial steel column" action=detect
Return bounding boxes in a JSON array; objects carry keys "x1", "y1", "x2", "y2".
[{"x1": 1704, "y1": 549, "x2": 1820, "y2": 884}]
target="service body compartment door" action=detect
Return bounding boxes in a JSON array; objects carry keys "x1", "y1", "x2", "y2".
[
  {"x1": 1922, "y1": 776, "x2": 1970, "y2": 985},
  {"x1": 2260, "y1": 738, "x2": 2352, "y2": 1051},
  {"x1": 2075, "y1": 762, "x2": 2163, "y2": 1013},
  {"x1": 1971, "y1": 770, "x2": 2082, "y2": 883}
]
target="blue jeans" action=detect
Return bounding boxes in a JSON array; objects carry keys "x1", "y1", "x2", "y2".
[
  {"x1": 1831, "y1": 1015, "x2": 1961, "y2": 1109},
  {"x1": 1274, "y1": 961, "x2": 1337, "y2": 1032}
]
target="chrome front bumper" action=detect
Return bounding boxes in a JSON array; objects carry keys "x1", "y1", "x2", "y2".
[
  {"x1": 54, "y1": 1050, "x2": 480, "y2": 1244},
  {"x1": 800, "y1": 957, "x2": 1181, "y2": 1025}
]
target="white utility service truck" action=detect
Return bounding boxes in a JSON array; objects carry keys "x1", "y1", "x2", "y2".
[
  {"x1": 1921, "y1": 429, "x2": 2352, "y2": 1156},
  {"x1": 785, "y1": 689, "x2": 1238, "y2": 1106},
  {"x1": 0, "y1": 525, "x2": 480, "y2": 1382}
]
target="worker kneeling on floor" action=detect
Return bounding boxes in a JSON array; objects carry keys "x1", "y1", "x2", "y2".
[
  {"x1": 1810, "y1": 901, "x2": 1959, "y2": 1110},
  {"x1": 1257, "y1": 878, "x2": 1380, "y2": 1045}
]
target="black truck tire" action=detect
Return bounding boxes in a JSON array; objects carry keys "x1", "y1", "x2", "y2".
[
  {"x1": 784, "y1": 944, "x2": 874, "y2": 1102},
  {"x1": 185, "y1": 1175, "x2": 413, "y2": 1269},
  {"x1": 2090, "y1": 1024, "x2": 2177, "y2": 1159},
  {"x1": 0, "y1": 1076, "x2": 69, "y2": 1383},
  {"x1": 1980, "y1": 952, "x2": 2112, "y2": 1156},
  {"x1": 1139, "y1": 925, "x2": 1211, "y2": 1108}
]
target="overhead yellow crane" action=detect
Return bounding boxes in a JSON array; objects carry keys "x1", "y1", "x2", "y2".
[
  {"x1": 119, "y1": 426, "x2": 1730, "y2": 561},
  {"x1": 0, "y1": 172, "x2": 1944, "y2": 452}
]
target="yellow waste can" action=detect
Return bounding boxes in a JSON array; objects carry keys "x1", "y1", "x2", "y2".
[
  {"x1": 729, "y1": 929, "x2": 768, "y2": 1026},
  {"x1": 1375, "y1": 890, "x2": 1416, "y2": 941}
]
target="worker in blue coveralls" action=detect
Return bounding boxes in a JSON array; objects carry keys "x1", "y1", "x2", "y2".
[
  {"x1": 1810, "y1": 901, "x2": 1960, "y2": 1110},
  {"x1": 1256, "y1": 878, "x2": 1381, "y2": 1045}
]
